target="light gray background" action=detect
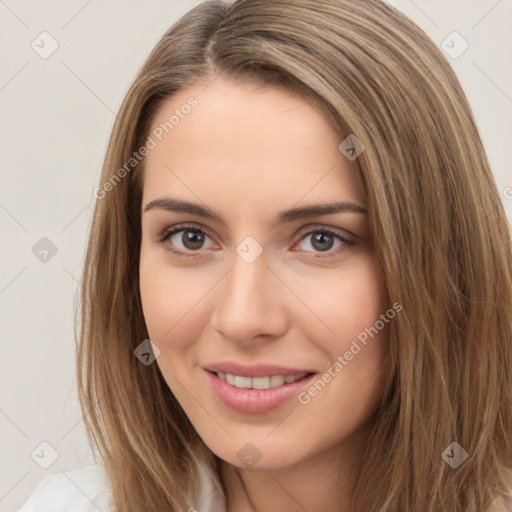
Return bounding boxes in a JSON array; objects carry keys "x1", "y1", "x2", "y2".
[{"x1": 1, "y1": 1, "x2": 511, "y2": 510}]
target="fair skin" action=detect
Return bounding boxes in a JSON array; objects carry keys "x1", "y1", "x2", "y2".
[{"x1": 139, "y1": 76, "x2": 391, "y2": 512}]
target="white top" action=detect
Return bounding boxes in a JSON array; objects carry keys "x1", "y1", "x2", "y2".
[{"x1": 17, "y1": 463, "x2": 226, "y2": 512}]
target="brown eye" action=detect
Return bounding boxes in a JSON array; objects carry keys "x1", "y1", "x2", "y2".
[
  {"x1": 158, "y1": 225, "x2": 216, "y2": 256},
  {"x1": 295, "y1": 228, "x2": 355, "y2": 257},
  {"x1": 179, "y1": 229, "x2": 206, "y2": 250},
  {"x1": 310, "y1": 232, "x2": 335, "y2": 252}
]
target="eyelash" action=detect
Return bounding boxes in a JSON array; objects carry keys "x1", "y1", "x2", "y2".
[{"x1": 156, "y1": 223, "x2": 355, "y2": 259}]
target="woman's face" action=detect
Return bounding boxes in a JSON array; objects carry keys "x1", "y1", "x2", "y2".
[{"x1": 139, "y1": 76, "x2": 391, "y2": 470}]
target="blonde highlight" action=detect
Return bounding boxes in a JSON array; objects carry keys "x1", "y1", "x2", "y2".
[{"x1": 77, "y1": 1, "x2": 512, "y2": 510}]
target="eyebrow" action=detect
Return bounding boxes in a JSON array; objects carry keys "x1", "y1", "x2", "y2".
[{"x1": 143, "y1": 197, "x2": 367, "y2": 225}]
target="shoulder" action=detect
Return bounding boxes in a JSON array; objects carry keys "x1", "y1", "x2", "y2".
[
  {"x1": 17, "y1": 464, "x2": 114, "y2": 512},
  {"x1": 194, "y1": 461, "x2": 226, "y2": 512}
]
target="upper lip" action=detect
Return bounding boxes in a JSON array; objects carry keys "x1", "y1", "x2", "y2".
[{"x1": 204, "y1": 362, "x2": 316, "y2": 378}]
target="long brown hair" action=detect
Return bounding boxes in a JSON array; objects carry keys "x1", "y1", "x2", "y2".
[{"x1": 77, "y1": 0, "x2": 512, "y2": 510}]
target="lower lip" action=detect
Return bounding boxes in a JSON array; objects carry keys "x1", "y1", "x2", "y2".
[{"x1": 205, "y1": 370, "x2": 316, "y2": 414}]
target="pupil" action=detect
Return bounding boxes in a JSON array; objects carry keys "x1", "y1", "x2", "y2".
[
  {"x1": 183, "y1": 230, "x2": 204, "y2": 250},
  {"x1": 312, "y1": 232, "x2": 333, "y2": 251}
]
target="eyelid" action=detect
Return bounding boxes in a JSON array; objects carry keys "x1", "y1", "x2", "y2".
[
  {"x1": 156, "y1": 222, "x2": 217, "y2": 243},
  {"x1": 157, "y1": 222, "x2": 356, "y2": 242},
  {"x1": 294, "y1": 223, "x2": 357, "y2": 242},
  {"x1": 156, "y1": 222, "x2": 356, "y2": 257}
]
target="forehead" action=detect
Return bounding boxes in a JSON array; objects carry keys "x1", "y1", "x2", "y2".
[{"x1": 142, "y1": 76, "x2": 365, "y2": 215}]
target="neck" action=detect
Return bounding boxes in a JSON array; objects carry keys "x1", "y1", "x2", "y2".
[{"x1": 221, "y1": 425, "x2": 371, "y2": 512}]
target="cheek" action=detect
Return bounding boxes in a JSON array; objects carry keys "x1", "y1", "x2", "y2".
[
  {"x1": 296, "y1": 255, "x2": 389, "y2": 352},
  {"x1": 139, "y1": 266, "x2": 210, "y2": 391},
  {"x1": 294, "y1": 294, "x2": 390, "y2": 449},
  {"x1": 295, "y1": 254, "x2": 391, "y2": 415},
  {"x1": 139, "y1": 251, "x2": 208, "y2": 351}
]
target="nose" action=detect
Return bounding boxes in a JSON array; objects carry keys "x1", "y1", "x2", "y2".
[{"x1": 209, "y1": 249, "x2": 288, "y2": 345}]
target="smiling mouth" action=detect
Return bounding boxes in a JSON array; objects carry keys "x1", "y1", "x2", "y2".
[{"x1": 208, "y1": 371, "x2": 315, "y2": 390}]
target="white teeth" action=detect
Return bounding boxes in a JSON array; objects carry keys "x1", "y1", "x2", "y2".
[
  {"x1": 233, "y1": 376, "x2": 252, "y2": 388},
  {"x1": 217, "y1": 372, "x2": 307, "y2": 390},
  {"x1": 252, "y1": 376, "x2": 270, "y2": 389},
  {"x1": 271, "y1": 375, "x2": 285, "y2": 387}
]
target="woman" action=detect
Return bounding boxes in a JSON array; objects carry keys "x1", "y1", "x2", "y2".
[{"x1": 18, "y1": 0, "x2": 512, "y2": 510}]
